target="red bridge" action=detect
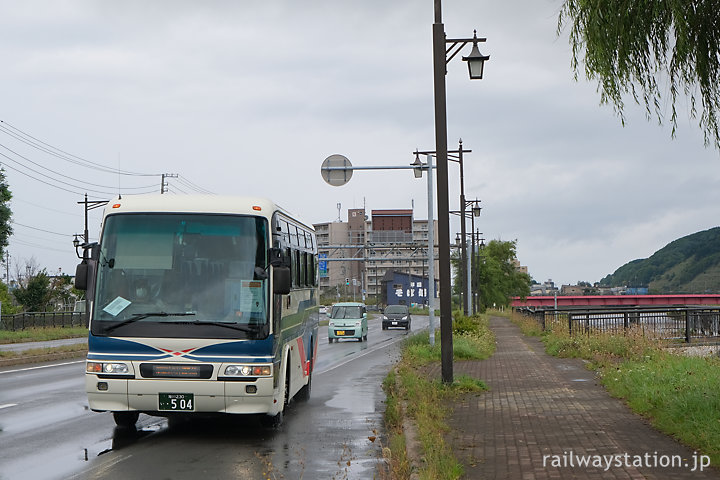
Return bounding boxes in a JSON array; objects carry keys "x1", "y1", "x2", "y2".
[{"x1": 511, "y1": 294, "x2": 720, "y2": 308}]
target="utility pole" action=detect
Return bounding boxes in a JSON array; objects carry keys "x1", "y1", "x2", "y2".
[
  {"x1": 77, "y1": 194, "x2": 108, "y2": 243},
  {"x1": 161, "y1": 173, "x2": 178, "y2": 194}
]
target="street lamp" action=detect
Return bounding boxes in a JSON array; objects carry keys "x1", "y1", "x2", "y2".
[
  {"x1": 416, "y1": 141, "x2": 472, "y2": 316},
  {"x1": 462, "y1": 31, "x2": 491, "y2": 80},
  {"x1": 72, "y1": 234, "x2": 82, "y2": 258},
  {"x1": 450, "y1": 198, "x2": 482, "y2": 315},
  {"x1": 469, "y1": 200, "x2": 482, "y2": 314},
  {"x1": 432, "y1": 0, "x2": 489, "y2": 384},
  {"x1": 320, "y1": 154, "x2": 438, "y2": 344}
]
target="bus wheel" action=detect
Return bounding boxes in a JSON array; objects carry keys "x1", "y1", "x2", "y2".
[
  {"x1": 260, "y1": 410, "x2": 283, "y2": 428},
  {"x1": 296, "y1": 349, "x2": 313, "y2": 402},
  {"x1": 113, "y1": 411, "x2": 139, "y2": 428},
  {"x1": 283, "y1": 364, "x2": 291, "y2": 408},
  {"x1": 296, "y1": 370, "x2": 312, "y2": 402},
  {"x1": 262, "y1": 366, "x2": 290, "y2": 429}
]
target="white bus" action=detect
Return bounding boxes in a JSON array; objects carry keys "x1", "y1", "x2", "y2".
[{"x1": 75, "y1": 195, "x2": 319, "y2": 428}]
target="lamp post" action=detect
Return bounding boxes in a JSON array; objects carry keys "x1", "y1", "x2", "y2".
[
  {"x1": 320, "y1": 154, "x2": 438, "y2": 344},
  {"x1": 75, "y1": 193, "x2": 108, "y2": 250},
  {"x1": 415, "y1": 142, "x2": 472, "y2": 316},
  {"x1": 451, "y1": 198, "x2": 481, "y2": 314},
  {"x1": 432, "y1": 0, "x2": 489, "y2": 383},
  {"x1": 472, "y1": 230, "x2": 485, "y2": 313},
  {"x1": 469, "y1": 201, "x2": 482, "y2": 314}
]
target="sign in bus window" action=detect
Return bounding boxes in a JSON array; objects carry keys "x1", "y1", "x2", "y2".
[
  {"x1": 225, "y1": 280, "x2": 266, "y2": 320},
  {"x1": 103, "y1": 296, "x2": 131, "y2": 316}
]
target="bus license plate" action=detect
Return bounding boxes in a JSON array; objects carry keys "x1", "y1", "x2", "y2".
[
  {"x1": 159, "y1": 393, "x2": 194, "y2": 411},
  {"x1": 336, "y1": 330, "x2": 345, "y2": 336}
]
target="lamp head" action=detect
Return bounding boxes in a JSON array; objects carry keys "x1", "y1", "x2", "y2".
[
  {"x1": 411, "y1": 153, "x2": 424, "y2": 178},
  {"x1": 462, "y1": 31, "x2": 490, "y2": 80}
]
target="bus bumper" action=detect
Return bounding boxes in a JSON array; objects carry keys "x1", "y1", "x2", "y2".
[{"x1": 86, "y1": 375, "x2": 277, "y2": 414}]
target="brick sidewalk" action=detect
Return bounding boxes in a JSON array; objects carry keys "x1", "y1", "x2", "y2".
[{"x1": 432, "y1": 316, "x2": 720, "y2": 479}]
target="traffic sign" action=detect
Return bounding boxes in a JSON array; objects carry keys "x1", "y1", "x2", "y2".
[{"x1": 321, "y1": 154, "x2": 353, "y2": 186}]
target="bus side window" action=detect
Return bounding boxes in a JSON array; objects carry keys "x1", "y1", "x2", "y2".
[
  {"x1": 312, "y1": 254, "x2": 318, "y2": 286},
  {"x1": 299, "y1": 251, "x2": 305, "y2": 286}
]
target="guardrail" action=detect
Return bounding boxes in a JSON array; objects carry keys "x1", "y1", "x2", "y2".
[
  {"x1": 519, "y1": 306, "x2": 720, "y2": 343},
  {"x1": 0, "y1": 312, "x2": 87, "y2": 331}
]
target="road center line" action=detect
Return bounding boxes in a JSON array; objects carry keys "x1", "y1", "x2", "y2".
[
  {"x1": 0, "y1": 403, "x2": 18, "y2": 410},
  {"x1": 315, "y1": 335, "x2": 407, "y2": 376}
]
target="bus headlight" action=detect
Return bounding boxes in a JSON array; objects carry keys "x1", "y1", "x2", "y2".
[
  {"x1": 87, "y1": 361, "x2": 131, "y2": 375},
  {"x1": 224, "y1": 364, "x2": 272, "y2": 377}
]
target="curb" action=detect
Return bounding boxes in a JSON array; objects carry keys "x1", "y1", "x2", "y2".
[
  {"x1": 0, "y1": 350, "x2": 87, "y2": 368},
  {"x1": 402, "y1": 400, "x2": 422, "y2": 480}
]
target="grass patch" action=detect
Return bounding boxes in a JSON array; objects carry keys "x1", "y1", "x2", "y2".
[
  {"x1": 383, "y1": 314, "x2": 493, "y2": 480},
  {"x1": 0, "y1": 326, "x2": 88, "y2": 344},
  {"x1": 511, "y1": 311, "x2": 720, "y2": 466},
  {"x1": 0, "y1": 343, "x2": 87, "y2": 359},
  {"x1": 510, "y1": 312, "x2": 544, "y2": 337},
  {"x1": 601, "y1": 353, "x2": 720, "y2": 466}
]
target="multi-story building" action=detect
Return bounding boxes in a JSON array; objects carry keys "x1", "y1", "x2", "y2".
[{"x1": 314, "y1": 207, "x2": 438, "y2": 306}]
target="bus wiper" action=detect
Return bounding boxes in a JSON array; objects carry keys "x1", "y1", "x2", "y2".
[
  {"x1": 178, "y1": 320, "x2": 263, "y2": 334},
  {"x1": 104, "y1": 312, "x2": 196, "y2": 333}
]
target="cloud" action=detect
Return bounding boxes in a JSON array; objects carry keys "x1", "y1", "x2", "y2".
[{"x1": 0, "y1": 0, "x2": 718, "y2": 286}]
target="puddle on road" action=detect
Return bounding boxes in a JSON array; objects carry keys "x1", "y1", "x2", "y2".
[
  {"x1": 97, "y1": 421, "x2": 164, "y2": 455},
  {"x1": 325, "y1": 383, "x2": 376, "y2": 414}
]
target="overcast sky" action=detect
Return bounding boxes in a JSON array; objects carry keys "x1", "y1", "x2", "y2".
[{"x1": 1, "y1": 0, "x2": 718, "y2": 286}]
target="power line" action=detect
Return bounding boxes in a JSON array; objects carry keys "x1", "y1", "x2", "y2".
[
  {"x1": 0, "y1": 120, "x2": 215, "y2": 197},
  {"x1": 169, "y1": 184, "x2": 191, "y2": 195},
  {"x1": 12, "y1": 221, "x2": 71, "y2": 237},
  {"x1": 12, "y1": 198, "x2": 78, "y2": 218},
  {"x1": 0, "y1": 119, "x2": 159, "y2": 177},
  {"x1": 176, "y1": 175, "x2": 215, "y2": 194},
  {"x1": 0, "y1": 142, "x2": 159, "y2": 192},
  {"x1": 0, "y1": 153, "x2": 157, "y2": 196},
  {"x1": 10, "y1": 237, "x2": 72, "y2": 254}
]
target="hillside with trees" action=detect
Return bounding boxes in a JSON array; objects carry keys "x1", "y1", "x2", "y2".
[{"x1": 599, "y1": 227, "x2": 720, "y2": 293}]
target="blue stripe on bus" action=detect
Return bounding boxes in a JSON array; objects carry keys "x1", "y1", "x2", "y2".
[
  {"x1": 87, "y1": 353, "x2": 172, "y2": 361},
  {"x1": 183, "y1": 355, "x2": 273, "y2": 363},
  {"x1": 89, "y1": 335, "x2": 164, "y2": 354},
  {"x1": 191, "y1": 338, "x2": 274, "y2": 356},
  {"x1": 87, "y1": 335, "x2": 276, "y2": 361}
]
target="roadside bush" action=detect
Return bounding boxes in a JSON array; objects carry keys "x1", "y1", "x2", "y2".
[{"x1": 452, "y1": 314, "x2": 480, "y2": 335}]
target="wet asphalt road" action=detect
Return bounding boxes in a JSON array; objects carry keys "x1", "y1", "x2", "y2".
[{"x1": 0, "y1": 314, "x2": 429, "y2": 480}]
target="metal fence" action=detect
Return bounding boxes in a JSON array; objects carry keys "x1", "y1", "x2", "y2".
[
  {"x1": 0, "y1": 312, "x2": 88, "y2": 331},
  {"x1": 521, "y1": 306, "x2": 720, "y2": 343}
]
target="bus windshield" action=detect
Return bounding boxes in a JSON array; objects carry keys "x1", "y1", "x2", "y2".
[{"x1": 91, "y1": 213, "x2": 269, "y2": 339}]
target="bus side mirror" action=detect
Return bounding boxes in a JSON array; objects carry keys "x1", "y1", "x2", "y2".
[
  {"x1": 273, "y1": 266, "x2": 291, "y2": 295},
  {"x1": 75, "y1": 262, "x2": 88, "y2": 290},
  {"x1": 268, "y1": 247, "x2": 290, "y2": 268}
]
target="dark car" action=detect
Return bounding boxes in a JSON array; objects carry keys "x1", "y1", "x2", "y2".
[{"x1": 382, "y1": 304, "x2": 411, "y2": 330}]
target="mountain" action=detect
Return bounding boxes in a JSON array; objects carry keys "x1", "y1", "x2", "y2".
[{"x1": 599, "y1": 227, "x2": 720, "y2": 293}]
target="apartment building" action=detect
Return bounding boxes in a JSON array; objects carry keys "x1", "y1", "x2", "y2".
[{"x1": 314, "y1": 207, "x2": 438, "y2": 304}]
